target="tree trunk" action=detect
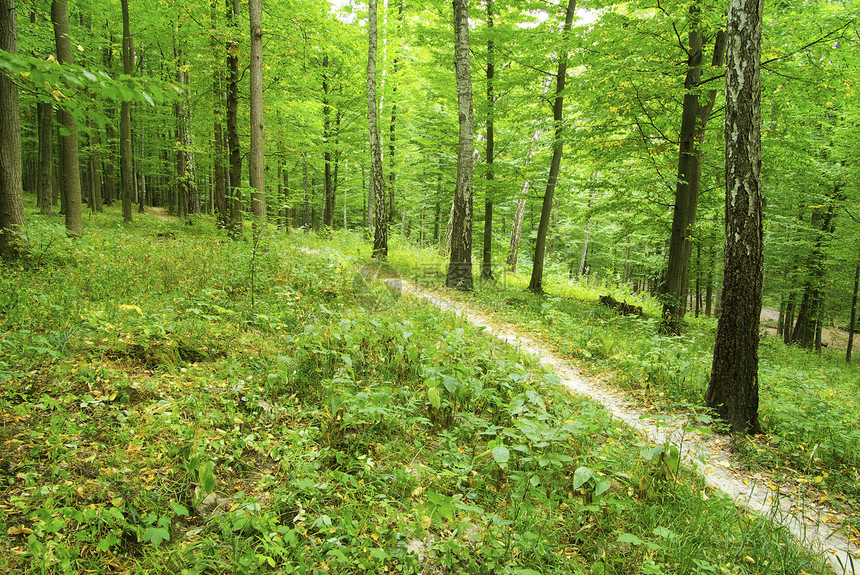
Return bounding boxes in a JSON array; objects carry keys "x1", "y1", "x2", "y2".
[
  {"x1": 507, "y1": 197, "x2": 526, "y2": 273},
  {"x1": 705, "y1": 0, "x2": 763, "y2": 435},
  {"x1": 783, "y1": 292, "x2": 796, "y2": 345},
  {"x1": 367, "y1": 0, "x2": 387, "y2": 258},
  {"x1": 0, "y1": 0, "x2": 27, "y2": 258},
  {"x1": 323, "y1": 55, "x2": 334, "y2": 228},
  {"x1": 528, "y1": 0, "x2": 576, "y2": 294},
  {"x1": 661, "y1": 11, "x2": 726, "y2": 332},
  {"x1": 52, "y1": 0, "x2": 83, "y2": 236},
  {"x1": 388, "y1": 0, "x2": 404, "y2": 225},
  {"x1": 848, "y1": 253, "x2": 859, "y2": 363},
  {"x1": 446, "y1": 0, "x2": 476, "y2": 290},
  {"x1": 249, "y1": 0, "x2": 265, "y2": 222},
  {"x1": 37, "y1": 102, "x2": 55, "y2": 215},
  {"x1": 481, "y1": 0, "x2": 495, "y2": 281},
  {"x1": 578, "y1": 225, "x2": 590, "y2": 277},
  {"x1": 211, "y1": 0, "x2": 227, "y2": 228},
  {"x1": 87, "y1": 120, "x2": 102, "y2": 213},
  {"x1": 117, "y1": 0, "x2": 134, "y2": 223},
  {"x1": 227, "y1": 0, "x2": 243, "y2": 239}
]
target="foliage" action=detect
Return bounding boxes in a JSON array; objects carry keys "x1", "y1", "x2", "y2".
[{"x1": 0, "y1": 208, "x2": 832, "y2": 574}]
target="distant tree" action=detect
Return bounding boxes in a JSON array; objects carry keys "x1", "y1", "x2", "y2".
[
  {"x1": 0, "y1": 0, "x2": 27, "y2": 258},
  {"x1": 705, "y1": 0, "x2": 764, "y2": 435},
  {"x1": 367, "y1": 0, "x2": 387, "y2": 258},
  {"x1": 446, "y1": 0, "x2": 475, "y2": 290},
  {"x1": 51, "y1": 0, "x2": 83, "y2": 236}
]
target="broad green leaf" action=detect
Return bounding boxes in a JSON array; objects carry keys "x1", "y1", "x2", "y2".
[
  {"x1": 573, "y1": 466, "x2": 594, "y2": 489},
  {"x1": 492, "y1": 444, "x2": 510, "y2": 466}
]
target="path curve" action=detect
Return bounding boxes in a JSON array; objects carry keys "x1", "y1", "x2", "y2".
[{"x1": 398, "y1": 281, "x2": 857, "y2": 575}]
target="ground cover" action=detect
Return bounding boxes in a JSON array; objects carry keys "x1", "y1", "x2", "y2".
[
  {"x1": 0, "y1": 213, "x2": 832, "y2": 574},
  {"x1": 379, "y1": 236, "x2": 860, "y2": 548}
]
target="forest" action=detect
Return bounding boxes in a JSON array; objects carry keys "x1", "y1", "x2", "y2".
[{"x1": 1, "y1": 0, "x2": 859, "y2": 573}]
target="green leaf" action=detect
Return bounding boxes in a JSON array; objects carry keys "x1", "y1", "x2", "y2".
[
  {"x1": 199, "y1": 460, "x2": 216, "y2": 494},
  {"x1": 617, "y1": 532, "x2": 644, "y2": 546},
  {"x1": 143, "y1": 526, "x2": 170, "y2": 546},
  {"x1": 96, "y1": 533, "x2": 121, "y2": 551},
  {"x1": 573, "y1": 466, "x2": 594, "y2": 489},
  {"x1": 427, "y1": 387, "x2": 441, "y2": 409},
  {"x1": 170, "y1": 501, "x2": 189, "y2": 517},
  {"x1": 442, "y1": 375, "x2": 458, "y2": 395},
  {"x1": 492, "y1": 444, "x2": 510, "y2": 466}
]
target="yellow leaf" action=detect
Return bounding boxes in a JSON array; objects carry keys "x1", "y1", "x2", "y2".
[{"x1": 7, "y1": 526, "x2": 33, "y2": 536}]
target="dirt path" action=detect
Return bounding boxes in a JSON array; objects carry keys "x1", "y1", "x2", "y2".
[{"x1": 399, "y1": 282, "x2": 857, "y2": 575}]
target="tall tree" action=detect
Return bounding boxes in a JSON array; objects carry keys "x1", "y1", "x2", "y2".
[
  {"x1": 528, "y1": 0, "x2": 576, "y2": 294},
  {"x1": 322, "y1": 54, "x2": 335, "y2": 228},
  {"x1": 0, "y1": 0, "x2": 27, "y2": 258},
  {"x1": 661, "y1": 8, "x2": 727, "y2": 332},
  {"x1": 120, "y1": 0, "x2": 134, "y2": 223},
  {"x1": 446, "y1": 0, "x2": 475, "y2": 290},
  {"x1": 211, "y1": 0, "x2": 227, "y2": 228},
  {"x1": 249, "y1": 0, "x2": 265, "y2": 222},
  {"x1": 481, "y1": 0, "x2": 495, "y2": 281},
  {"x1": 388, "y1": 0, "x2": 404, "y2": 224},
  {"x1": 367, "y1": 0, "x2": 387, "y2": 258},
  {"x1": 226, "y1": 0, "x2": 243, "y2": 238},
  {"x1": 51, "y1": 0, "x2": 83, "y2": 236},
  {"x1": 705, "y1": 0, "x2": 764, "y2": 435}
]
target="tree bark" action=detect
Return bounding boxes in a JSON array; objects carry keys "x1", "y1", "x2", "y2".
[
  {"x1": 446, "y1": 0, "x2": 476, "y2": 291},
  {"x1": 367, "y1": 0, "x2": 387, "y2": 258},
  {"x1": 51, "y1": 0, "x2": 83, "y2": 236},
  {"x1": 119, "y1": 0, "x2": 134, "y2": 223},
  {"x1": 249, "y1": 0, "x2": 265, "y2": 222},
  {"x1": 528, "y1": 0, "x2": 576, "y2": 294},
  {"x1": 37, "y1": 102, "x2": 55, "y2": 215},
  {"x1": 322, "y1": 55, "x2": 334, "y2": 228},
  {"x1": 705, "y1": 0, "x2": 764, "y2": 435},
  {"x1": 0, "y1": 0, "x2": 27, "y2": 258},
  {"x1": 481, "y1": 0, "x2": 495, "y2": 281},
  {"x1": 211, "y1": 0, "x2": 227, "y2": 228},
  {"x1": 225, "y1": 0, "x2": 243, "y2": 238}
]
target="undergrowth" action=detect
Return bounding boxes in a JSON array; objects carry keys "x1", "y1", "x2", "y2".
[{"x1": 0, "y1": 211, "x2": 832, "y2": 574}]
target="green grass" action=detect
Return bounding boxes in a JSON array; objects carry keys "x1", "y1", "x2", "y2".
[{"x1": 0, "y1": 208, "x2": 832, "y2": 574}]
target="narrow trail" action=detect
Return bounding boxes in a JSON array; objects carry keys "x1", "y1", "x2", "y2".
[{"x1": 396, "y1": 280, "x2": 857, "y2": 575}]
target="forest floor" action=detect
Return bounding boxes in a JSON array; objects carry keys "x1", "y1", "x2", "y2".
[{"x1": 386, "y1": 279, "x2": 858, "y2": 575}]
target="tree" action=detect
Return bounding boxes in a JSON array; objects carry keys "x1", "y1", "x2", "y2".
[
  {"x1": 481, "y1": 0, "x2": 495, "y2": 281},
  {"x1": 226, "y1": 0, "x2": 243, "y2": 239},
  {"x1": 660, "y1": 7, "x2": 727, "y2": 332},
  {"x1": 0, "y1": 0, "x2": 27, "y2": 258},
  {"x1": 367, "y1": 0, "x2": 387, "y2": 259},
  {"x1": 528, "y1": 0, "x2": 576, "y2": 294},
  {"x1": 705, "y1": 0, "x2": 764, "y2": 435},
  {"x1": 446, "y1": 0, "x2": 475, "y2": 291},
  {"x1": 249, "y1": 0, "x2": 265, "y2": 222},
  {"x1": 120, "y1": 0, "x2": 134, "y2": 223},
  {"x1": 51, "y1": 0, "x2": 83, "y2": 236}
]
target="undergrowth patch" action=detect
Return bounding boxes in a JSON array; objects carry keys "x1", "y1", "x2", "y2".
[{"x1": 0, "y1": 214, "x2": 832, "y2": 574}]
